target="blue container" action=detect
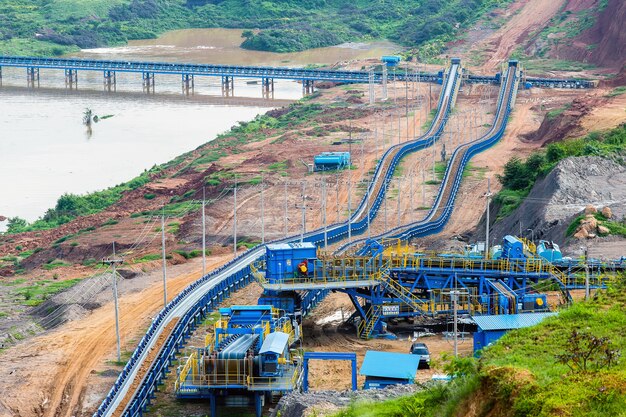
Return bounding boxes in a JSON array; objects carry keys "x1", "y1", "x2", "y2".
[
  {"x1": 536, "y1": 240, "x2": 562, "y2": 263},
  {"x1": 266, "y1": 242, "x2": 317, "y2": 282}
]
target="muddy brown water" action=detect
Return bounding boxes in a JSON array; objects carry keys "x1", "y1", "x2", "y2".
[{"x1": 0, "y1": 29, "x2": 401, "y2": 230}]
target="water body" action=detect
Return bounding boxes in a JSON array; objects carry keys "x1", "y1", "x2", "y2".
[{"x1": 0, "y1": 29, "x2": 400, "y2": 230}]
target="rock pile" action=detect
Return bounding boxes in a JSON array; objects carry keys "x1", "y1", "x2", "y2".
[{"x1": 573, "y1": 205, "x2": 613, "y2": 239}]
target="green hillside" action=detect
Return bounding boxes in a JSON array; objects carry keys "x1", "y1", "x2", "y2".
[
  {"x1": 0, "y1": 0, "x2": 509, "y2": 56},
  {"x1": 328, "y1": 279, "x2": 626, "y2": 417}
]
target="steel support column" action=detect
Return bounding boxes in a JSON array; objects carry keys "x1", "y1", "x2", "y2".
[
  {"x1": 221, "y1": 75, "x2": 234, "y2": 97},
  {"x1": 262, "y1": 77, "x2": 274, "y2": 99},
  {"x1": 64, "y1": 68, "x2": 77, "y2": 88},
  {"x1": 26, "y1": 67, "x2": 39, "y2": 87},
  {"x1": 182, "y1": 73, "x2": 194, "y2": 95},
  {"x1": 142, "y1": 71, "x2": 155, "y2": 93},
  {"x1": 103, "y1": 70, "x2": 116, "y2": 91}
]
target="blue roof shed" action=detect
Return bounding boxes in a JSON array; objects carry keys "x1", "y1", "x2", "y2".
[
  {"x1": 472, "y1": 312, "x2": 557, "y2": 354},
  {"x1": 360, "y1": 351, "x2": 420, "y2": 389}
]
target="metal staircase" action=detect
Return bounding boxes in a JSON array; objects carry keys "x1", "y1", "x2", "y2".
[
  {"x1": 376, "y1": 268, "x2": 430, "y2": 313},
  {"x1": 358, "y1": 305, "x2": 381, "y2": 339}
]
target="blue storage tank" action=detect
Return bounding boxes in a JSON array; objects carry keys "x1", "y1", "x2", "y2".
[
  {"x1": 381, "y1": 55, "x2": 401, "y2": 67},
  {"x1": 314, "y1": 152, "x2": 350, "y2": 171},
  {"x1": 265, "y1": 242, "x2": 317, "y2": 282},
  {"x1": 536, "y1": 240, "x2": 562, "y2": 263},
  {"x1": 501, "y1": 235, "x2": 525, "y2": 260}
]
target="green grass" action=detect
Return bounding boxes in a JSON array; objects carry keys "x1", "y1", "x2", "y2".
[
  {"x1": 134, "y1": 253, "x2": 161, "y2": 263},
  {"x1": 13, "y1": 278, "x2": 81, "y2": 306},
  {"x1": 41, "y1": 259, "x2": 71, "y2": 270},
  {"x1": 606, "y1": 86, "x2": 626, "y2": 98},
  {"x1": 475, "y1": 282, "x2": 626, "y2": 416},
  {"x1": 546, "y1": 103, "x2": 572, "y2": 120},
  {"x1": 167, "y1": 222, "x2": 180, "y2": 235}
]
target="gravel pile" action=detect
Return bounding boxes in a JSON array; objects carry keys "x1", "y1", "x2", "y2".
[{"x1": 273, "y1": 383, "x2": 427, "y2": 417}]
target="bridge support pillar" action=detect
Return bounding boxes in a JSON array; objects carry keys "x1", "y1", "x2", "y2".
[
  {"x1": 261, "y1": 77, "x2": 274, "y2": 99},
  {"x1": 143, "y1": 72, "x2": 155, "y2": 93},
  {"x1": 104, "y1": 70, "x2": 116, "y2": 91},
  {"x1": 182, "y1": 74, "x2": 194, "y2": 95},
  {"x1": 221, "y1": 75, "x2": 234, "y2": 97},
  {"x1": 302, "y1": 79, "x2": 314, "y2": 95},
  {"x1": 26, "y1": 67, "x2": 40, "y2": 88},
  {"x1": 0, "y1": 66, "x2": 2, "y2": 86},
  {"x1": 64, "y1": 69, "x2": 77, "y2": 89}
]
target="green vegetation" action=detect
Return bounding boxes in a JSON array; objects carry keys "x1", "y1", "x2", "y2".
[
  {"x1": 606, "y1": 86, "x2": 626, "y2": 98},
  {"x1": 13, "y1": 278, "x2": 81, "y2": 306},
  {"x1": 4, "y1": 165, "x2": 161, "y2": 234},
  {"x1": 495, "y1": 123, "x2": 626, "y2": 220},
  {"x1": 174, "y1": 249, "x2": 210, "y2": 259},
  {"x1": 0, "y1": 0, "x2": 510, "y2": 57},
  {"x1": 134, "y1": 253, "x2": 161, "y2": 263},
  {"x1": 546, "y1": 103, "x2": 571, "y2": 120},
  {"x1": 42, "y1": 259, "x2": 71, "y2": 270},
  {"x1": 567, "y1": 212, "x2": 626, "y2": 238}
]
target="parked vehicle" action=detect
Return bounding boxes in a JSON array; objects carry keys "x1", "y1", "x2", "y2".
[{"x1": 409, "y1": 342, "x2": 431, "y2": 369}]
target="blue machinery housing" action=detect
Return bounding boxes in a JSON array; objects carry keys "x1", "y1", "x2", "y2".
[{"x1": 93, "y1": 58, "x2": 601, "y2": 417}]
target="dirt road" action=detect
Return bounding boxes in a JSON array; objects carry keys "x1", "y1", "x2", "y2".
[{"x1": 0, "y1": 255, "x2": 231, "y2": 417}]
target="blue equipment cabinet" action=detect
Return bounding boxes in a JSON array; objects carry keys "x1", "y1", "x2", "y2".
[{"x1": 266, "y1": 242, "x2": 317, "y2": 282}]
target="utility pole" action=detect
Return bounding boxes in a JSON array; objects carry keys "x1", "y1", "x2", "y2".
[
  {"x1": 452, "y1": 289, "x2": 459, "y2": 357},
  {"x1": 396, "y1": 176, "x2": 402, "y2": 227},
  {"x1": 347, "y1": 175, "x2": 352, "y2": 243},
  {"x1": 322, "y1": 178, "x2": 328, "y2": 248},
  {"x1": 300, "y1": 181, "x2": 306, "y2": 243},
  {"x1": 102, "y1": 242, "x2": 123, "y2": 363},
  {"x1": 410, "y1": 167, "x2": 415, "y2": 219},
  {"x1": 366, "y1": 178, "x2": 372, "y2": 239},
  {"x1": 422, "y1": 168, "x2": 426, "y2": 206},
  {"x1": 335, "y1": 173, "x2": 340, "y2": 222},
  {"x1": 584, "y1": 246, "x2": 590, "y2": 299},
  {"x1": 202, "y1": 187, "x2": 206, "y2": 277},
  {"x1": 405, "y1": 63, "x2": 409, "y2": 142},
  {"x1": 233, "y1": 178, "x2": 237, "y2": 257},
  {"x1": 261, "y1": 173, "x2": 265, "y2": 244},
  {"x1": 161, "y1": 208, "x2": 167, "y2": 307},
  {"x1": 284, "y1": 180, "x2": 288, "y2": 237},
  {"x1": 485, "y1": 178, "x2": 492, "y2": 260}
]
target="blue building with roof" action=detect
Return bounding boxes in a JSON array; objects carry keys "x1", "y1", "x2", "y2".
[
  {"x1": 359, "y1": 350, "x2": 421, "y2": 389},
  {"x1": 472, "y1": 312, "x2": 557, "y2": 354}
]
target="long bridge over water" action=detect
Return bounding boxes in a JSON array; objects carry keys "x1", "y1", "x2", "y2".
[{"x1": 0, "y1": 55, "x2": 596, "y2": 96}]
